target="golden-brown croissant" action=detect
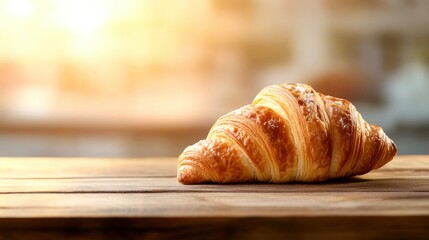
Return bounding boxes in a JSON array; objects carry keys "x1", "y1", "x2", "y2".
[{"x1": 178, "y1": 83, "x2": 397, "y2": 184}]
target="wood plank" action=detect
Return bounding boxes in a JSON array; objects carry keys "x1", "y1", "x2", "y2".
[
  {"x1": 0, "y1": 155, "x2": 427, "y2": 179},
  {"x1": 0, "y1": 156, "x2": 427, "y2": 194},
  {"x1": 0, "y1": 156, "x2": 427, "y2": 239},
  {"x1": 0, "y1": 192, "x2": 428, "y2": 218},
  {"x1": 0, "y1": 176, "x2": 428, "y2": 193},
  {"x1": 0, "y1": 158, "x2": 177, "y2": 178},
  {"x1": 0, "y1": 216, "x2": 428, "y2": 240}
]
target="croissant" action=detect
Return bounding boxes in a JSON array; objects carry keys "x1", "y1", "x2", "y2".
[{"x1": 178, "y1": 83, "x2": 397, "y2": 184}]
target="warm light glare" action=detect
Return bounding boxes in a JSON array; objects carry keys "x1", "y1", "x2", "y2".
[
  {"x1": 51, "y1": 0, "x2": 109, "y2": 34},
  {"x1": 0, "y1": 0, "x2": 210, "y2": 122},
  {"x1": 4, "y1": 0, "x2": 33, "y2": 18},
  {"x1": 0, "y1": 0, "x2": 195, "y2": 62},
  {"x1": 0, "y1": 0, "x2": 429, "y2": 158}
]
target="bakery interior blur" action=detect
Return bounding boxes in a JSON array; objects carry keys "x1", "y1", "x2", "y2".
[{"x1": 0, "y1": 0, "x2": 428, "y2": 157}]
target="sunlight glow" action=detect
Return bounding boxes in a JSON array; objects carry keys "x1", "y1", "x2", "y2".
[
  {"x1": 4, "y1": 0, "x2": 33, "y2": 18},
  {"x1": 51, "y1": 0, "x2": 110, "y2": 34}
]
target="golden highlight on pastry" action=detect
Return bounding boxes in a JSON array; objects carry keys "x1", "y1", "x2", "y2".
[{"x1": 178, "y1": 83, "x2": 397, "y2": 184}]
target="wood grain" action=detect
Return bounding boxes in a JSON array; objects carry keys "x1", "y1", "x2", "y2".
[
  {"x1": 0, "y1": 192, "x2": 429, "y2": 217},
  {"x1": 1, "y1": 217, "x2": 428, "y2": 240},
  {"x1": 0, "y1": 155, "x2": 427, "y2": 239},
  {"x1": 0, "y1": 177, "x2": 429, "y2": 194}
]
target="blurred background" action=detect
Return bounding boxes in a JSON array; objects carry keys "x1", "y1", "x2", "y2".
[{"x1": 0, "y1": 0, "x2": 428, "y2": 157}]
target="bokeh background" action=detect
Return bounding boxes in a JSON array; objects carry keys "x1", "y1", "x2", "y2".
[{"x1": 0, "y1": 0, "x2": 428, "y2": 157}]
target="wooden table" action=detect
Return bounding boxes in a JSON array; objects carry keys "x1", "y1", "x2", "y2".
[{"x1": 0, "y1": 156, "x2": 428, "y2": 239}]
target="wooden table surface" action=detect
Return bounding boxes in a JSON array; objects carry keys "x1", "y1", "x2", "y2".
[{"x1": 0, "y1": 156, "x2": 428, "y2": 239}]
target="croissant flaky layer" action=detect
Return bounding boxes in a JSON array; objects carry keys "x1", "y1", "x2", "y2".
[{"x1": 178, "y1": 83, "x2": 397, "y2": 184}]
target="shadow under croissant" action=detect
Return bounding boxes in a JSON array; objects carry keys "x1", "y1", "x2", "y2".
[{"x1": 180, "y1": 178, "x2": 427, "y2": 193}]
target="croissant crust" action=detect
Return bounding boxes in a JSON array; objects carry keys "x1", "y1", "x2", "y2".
[{"x1": 178, "y1": 83, "x2": 397, "y2": 184}]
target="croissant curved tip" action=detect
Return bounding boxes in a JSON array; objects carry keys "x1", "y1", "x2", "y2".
[
  {"x1": 177, "y1": 164, "x2": 206, "y2": 184},
  {"x1": 374, "y1": 137, "x2": 398, "y2": 170},
  {"x1": 391, "y1": 139, "x2": 398, "y2": 155},
  {"x1": 388, "y1": 138, "x2": 398, "y2": 160}
]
